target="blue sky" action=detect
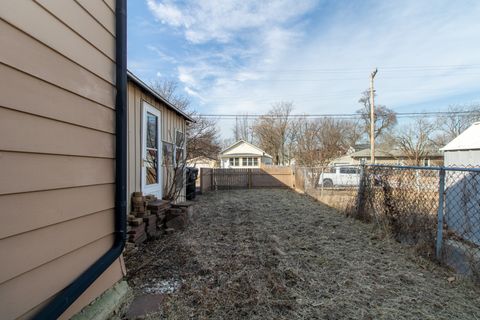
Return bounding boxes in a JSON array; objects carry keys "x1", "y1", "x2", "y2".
[{"x1": 128, "y1": 0, "x2": 480, "y2": 138}]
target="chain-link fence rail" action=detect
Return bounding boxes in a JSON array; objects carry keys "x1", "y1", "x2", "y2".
[{"x1": 355, "y1": 164, "x2": 480, "y2": 282}]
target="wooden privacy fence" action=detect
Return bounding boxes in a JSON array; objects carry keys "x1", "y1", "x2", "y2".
[{"x1": 200, "y1": 167, "x2": 294, "y2": 192}]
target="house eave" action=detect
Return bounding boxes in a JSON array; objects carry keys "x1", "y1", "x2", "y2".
[{"x1": 127, "y1": 70, "x2": 196, "y2": 123}]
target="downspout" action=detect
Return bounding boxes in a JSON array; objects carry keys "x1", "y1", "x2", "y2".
[{"x1": 33, "y1": 0, "x2": 127, "y2": 318}]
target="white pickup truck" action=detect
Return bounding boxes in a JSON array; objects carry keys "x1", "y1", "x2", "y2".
[{"x1": 319, "y1": 166, "x2": 360, "y2": 187}]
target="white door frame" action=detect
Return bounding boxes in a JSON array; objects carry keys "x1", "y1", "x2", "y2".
[{"x1": 141, "y1": 101, "x2": 163, "y2": 198}]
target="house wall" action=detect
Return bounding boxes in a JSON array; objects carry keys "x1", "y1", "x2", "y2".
[
  {"x1": 444, "y1": 150, "x2": 480, "y2": 167},
  {"x1": 127, "y1": 81, "x2": 187, "y2": 208},
  {"x1": 0, "y1": 2, "x2": 123, "y2": 319}
]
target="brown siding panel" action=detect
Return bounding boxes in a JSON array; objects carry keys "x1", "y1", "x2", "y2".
[
  {"x1": 36, "y1": 0, "x2": 116, "y2": 60},
  {"x1": 0, "y1": 152, "x2": 114, "y2": 195},
  {"x1": 75, "y1": 0, "x2": 116, "y2": 35},
  {"x1": 0, "y1": 19, "x2": 115, "y2": 108},
  {"x1": 18, "y1": 258, "x2": 123, "y2": 320},
  {"x1": 0, "y1": 184, "x2": 115, "y2": 239},
  {"x1": 0, "y1": 235, "x2": 115, "y2": 320},
  {"x1": 1, "y1": 1, "x2": 115, "y2": 84},
  {"x1": 0, "y1": 209, "x2": 114, "y2": 284},
  {"x1": 0, "y1": 64, "x2": 115, "y2": 133},
  {"x1": 103, "y1": 0, "x2": 115, "y2": 12},
  {"x1": 0, "y1": 107, "x2": 114, "y2": 158}
]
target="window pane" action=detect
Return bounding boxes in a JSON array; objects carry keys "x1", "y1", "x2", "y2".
[
  {"x1": 146, "y1": 149, "x2": 158, "y2": 184},
  {"x1": 146, "y1": 112, "x2": 157, "y2": 149},
  {"x1": 253, "y1": 158, "x2": 258, "y2": 166},
  {"x1": 175, "y1": 131, "x2": 184, "y2": 148},
  {"x1": 230, "y1": 158, "x2": 234, "y2": 165},
  {"x1": 242, "y1": 158, "x2": 247, "y2": 166},
  {"x1": 163, "y1": 142, "x2": 173, "y2": 166}
]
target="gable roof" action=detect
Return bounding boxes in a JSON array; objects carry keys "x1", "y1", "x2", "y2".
[
  {"x1": 219, "y1": 140, "x2": 273, "y2": 158},
  {"x1": 127, "y1": 70, "x2": 195, "y2": 122},
  {"x1": 441, "y1": 122, "x2": 480, "y2": 151}
]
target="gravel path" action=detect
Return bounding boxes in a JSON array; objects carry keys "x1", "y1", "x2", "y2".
[{"x1": 125, "y1": 189, "x2": 480, "y2": 320}]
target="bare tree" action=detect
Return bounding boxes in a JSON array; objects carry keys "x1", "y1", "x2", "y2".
[
  {"x1": 436, "y1": 104, "x2": 480, "y2": 144},
  {"x1": 233, "y1": 114, "x2": 254, "y2": 143},
  {"x1": 150, "y1": 79, "x2": 221, "y2": 160},
  {"x1": 357, "y1": 90, "x2": 397, "y2": 139},
  {"x1": 253, "y1": 102, "x2": 294, "y2": 165},
  {"x1": 163, "y1": 133, "x2": 187, "y2": 201},
  {"x1": 294, "y1": 117, "x2": 350, "y2": 167},
  {"x1": 397, "y1": 118, "x2": 437, "y2": 166},
  {"x1": 342, "y1": 119, "x2": 364, "y2": 147}
]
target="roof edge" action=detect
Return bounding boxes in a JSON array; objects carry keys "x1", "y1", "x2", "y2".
[
  {"x1": 220, "y1": 139, "x2": 273, "y2": 158},
  {"x1": 127, "y1": 70, "x2": 195, "y2": 123}
]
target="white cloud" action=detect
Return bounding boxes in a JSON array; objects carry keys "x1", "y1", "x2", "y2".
[
  {"x1": 177, "y1": 66, "x2": 196, "y2": 86},
  {"x1": 141, "y1": 0, "x2": 480, "y2": 138},
  {"x1": 146, "y1": 0, "x2": 185, "y2": 27},
  {"x1": 146, "y1": 0, "x2": 318, "y2": 44}
]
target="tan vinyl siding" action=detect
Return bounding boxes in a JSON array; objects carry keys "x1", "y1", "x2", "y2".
[
  {"x1": 2, "y1": 1, "x2": 115, "y2": 84},
  {"x1": 127, "y1": 81, "x2": 188, "y2": 209},
  {"x1": 0, "y1": 235, "x2": 116, "y2": 320},
  {"x1": 0, "y1": 64, "x2": 115, "y2": 133},
  {"x1": 0, "y1": 209, "x2": 114, "y2": 284},
  {"x1": 0, "y1": 108, "x2": 114, "y2": 158},
  {"x1": 0, "y1": 19, "x2": 115, "y2": 108},
  {"x1": 0, "y1": 1, "x2": 122, "y2": 319},
  {"x1": 75, "y1": 0, "x2": 116, "y2": 36},
  {"x1": 0, "y1": 184, "x2": 114, "y2": 239}
]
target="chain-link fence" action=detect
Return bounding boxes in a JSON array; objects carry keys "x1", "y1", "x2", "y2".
[
  {"x1": 355, "y1": 165, "x2": 480, "y2": 282},
  {"x1": 297, "y1": 164, "x2": 480, "y2": 282},
  {"x1": 295, "y1": 165, "x2": 361, "y2": 213}
]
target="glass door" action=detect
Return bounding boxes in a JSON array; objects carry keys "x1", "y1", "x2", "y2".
[{"x1": 142, "y1": 102, "x2": 162, "y2": 198}]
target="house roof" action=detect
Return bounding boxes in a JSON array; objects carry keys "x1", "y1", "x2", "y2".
[
  {"x1": 219, "y1": 140, "x2": 273, "y2": 158},
  {"x1": 350, "y1": 148, "x2": 442, "y2": 159},
  {"x1": 441, "y1": 122, "x2": 480, "y2": 151},
  {"x1": 127, "y1": 70, "x2": 195, "y2": 123}
]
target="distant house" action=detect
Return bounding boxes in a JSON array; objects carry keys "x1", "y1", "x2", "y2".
[
  {"x1": 187, "y1": 156, "x2": 218, "y2": 168},
  {"x1": 329, "y1": 144, "x2": 370, "y2": 166},
  {"x1": 219, "y1": 140, "x2": 273, "y2": 168},
  {"x1": 344, "y1": 148, "x2": 443, "y2": 166},
  {"x1": 440, "y1": 121, "x2": 480, "y2": 166}
]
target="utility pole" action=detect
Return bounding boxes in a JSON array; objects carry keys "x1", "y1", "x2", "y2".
[{"x1": 370, "y1": 68, "x2": 378, "y2": 164}]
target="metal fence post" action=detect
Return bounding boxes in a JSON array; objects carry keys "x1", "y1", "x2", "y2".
[
  {"x1": 436, "y1": 168, "x2": 446, "y2": 260},
  {"x1": 356, "y1": 164, "x2": 366, "y2": 217}
]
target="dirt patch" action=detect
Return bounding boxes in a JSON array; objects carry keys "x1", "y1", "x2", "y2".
[{"x1": 125, "y1": 189, "x2": 480, "y2": 319}]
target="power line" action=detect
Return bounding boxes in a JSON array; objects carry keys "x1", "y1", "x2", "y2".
[{"x1": 197, "y1": 110, "x2": 475, "y2": 120}]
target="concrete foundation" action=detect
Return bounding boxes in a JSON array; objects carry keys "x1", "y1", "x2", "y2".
[{"x1": 71, "y1": 281, "x2": 133, "y2": 320}]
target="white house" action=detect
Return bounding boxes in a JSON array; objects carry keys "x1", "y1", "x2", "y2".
[
  {"x1": 219, "y1": 140, "x2": 273, "y2": 168},
  {"x1": 441, "y1": 121, "x2": 480, "y2": 166}
]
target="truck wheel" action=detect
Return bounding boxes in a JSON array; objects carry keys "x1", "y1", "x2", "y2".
[{"x1": 323, "y1": 179, "x2": 333, "y2": 188}]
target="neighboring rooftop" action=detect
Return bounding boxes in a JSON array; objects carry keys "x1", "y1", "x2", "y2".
[
  {"x1": 350, "y1": 148, "x2": 443, "y2": 158},
  {"x1": 441, "y1": 122, "x2": 480, "y2": 151},
  {"x1": 219, "y1": 140, "x2": 273, "y2": 158}
]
